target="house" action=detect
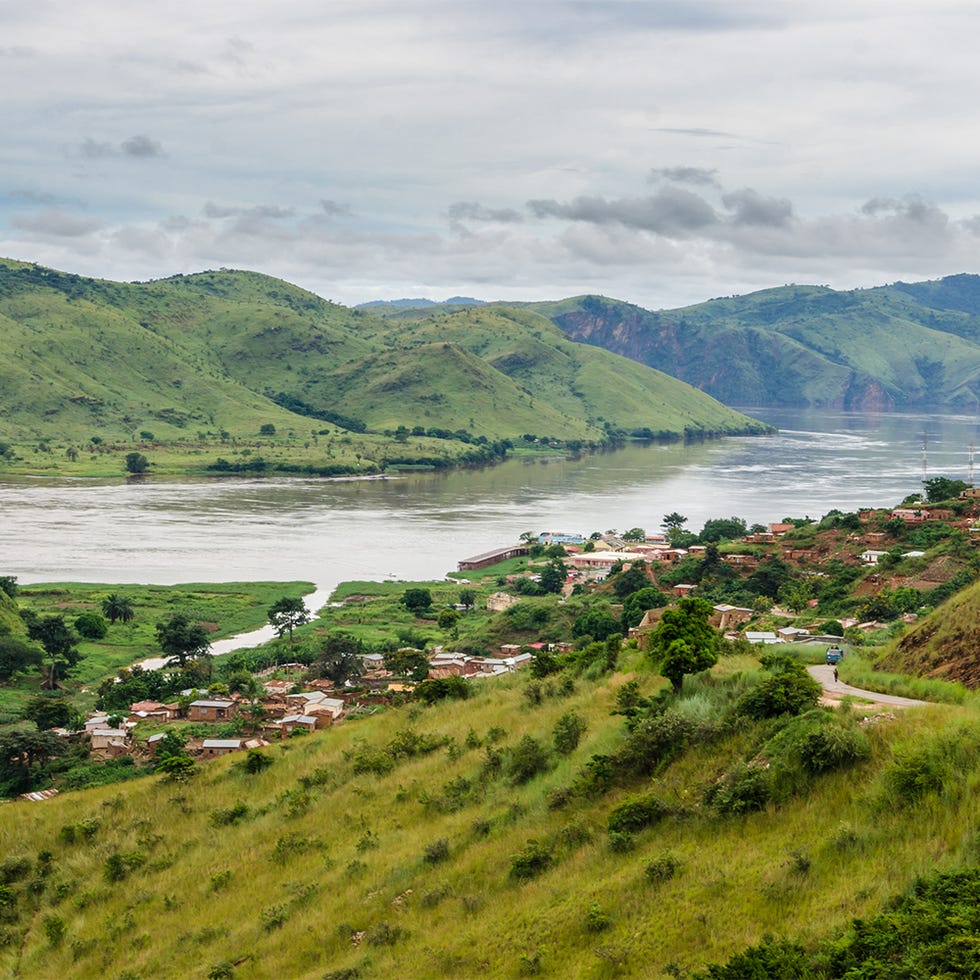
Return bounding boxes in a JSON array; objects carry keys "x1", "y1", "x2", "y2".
[
  {"x1": 538, "y1": 531, "x2": 585, "y2": 545},
  {"x1": 277, "y1": 714, "x2": 318, "y2": 736},
  {"x1": 84, "y1": 715, "x2": 110, "y2": 733},
  {"x1": 146, "y1": 732, "x2": 167, "y2": 755},
  {"x1": 89, "y1": 729, "x2": 130, "y2": 757},
  {"x1": 486, "y1": 592, "x2": 520, "y2": 612},
  {"x1": 201, "y1": 739, "x2": 244, "y2": 758},
  {"x1": 770, "y1": 523, "x2": 795, "y2": 535},
  {"x1": 745, "y1": 631, "x2": 782, "y2": 645},
  {"x1": 187, "y1": 700, "x2": 238, "y2": 723},
  {"x1": 457, "y1": 545, "x2": 529, "y2": 571},
  {"x1": 711, "y1": 604, "x2": 753, "y2": 630},
  {"x1": 860, "y1": 550, "x2": 889, "y2": 565},
  {"x1": 672, "y1": 583, "x2": 697, "y2": 597},
  {"x1": 776, "y1": 626, "x2": 810, "y2": 641}
]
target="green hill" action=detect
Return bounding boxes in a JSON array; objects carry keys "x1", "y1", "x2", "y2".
[
  {"x1": 0, "y1": 648, "x2": 977, "y2": 978},
  {"x1": 0, "y1": 260, "x2": 768, "y2": 477},
  {"x1": 528, "y1": 277, "x2": 980, "y2": 409}
]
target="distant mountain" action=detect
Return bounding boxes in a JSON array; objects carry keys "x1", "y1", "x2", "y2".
[
  {"x1": 356, "y1": 296, "x2": 485, "y2": 310},
  {"x1": 525, "y1": 275, "x2": 980, "y2": 409},
  {"x1": 0, "y1": 261, "x2": 766, "y2": 454}
]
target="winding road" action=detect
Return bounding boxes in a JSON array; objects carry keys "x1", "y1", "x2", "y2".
[{"x1": 807, "y1": 663, "x2": 928, "y2": 708}]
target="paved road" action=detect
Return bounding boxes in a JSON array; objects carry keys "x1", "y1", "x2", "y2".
[{"x1": 807, "y1": 663, "x2": 928, "y2": 708}]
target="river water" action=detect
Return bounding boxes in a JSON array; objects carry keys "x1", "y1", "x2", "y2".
[{"x1": 3, "y1": 409, "x2": 979, "y2": 603}]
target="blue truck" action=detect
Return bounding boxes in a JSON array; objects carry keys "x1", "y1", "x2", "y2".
[{"x1": 826, "y1": 645, "x2": 844, "y2": 665}]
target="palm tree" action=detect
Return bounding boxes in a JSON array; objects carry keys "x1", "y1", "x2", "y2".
[{"x1": 101, "y1": 593, "x2": 135, "y2": 625}]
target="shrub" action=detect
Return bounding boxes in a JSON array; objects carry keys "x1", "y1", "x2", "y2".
[
  {"x1": 210, "y1": 802, "x2": 250, "y2": 826},
  {"x1": 585, "y1": 901, "x2": 612, "y2": 932},
  {"x1": 260, "y1": 904, "x2": 287, "y2": 931},
  {"x1": 509, "y1": 840, "x2": 555, "y2": 881},
  {"x1": 505, "y1": 735, "x2": 551, "y2": 785},
  {"x1": 617, "y1": 709, "x2": 695, "y2": 777},
  {"x1": 607, "y1": 794, "x2": 672, "y2": 834},
  {"x1": 74, "y1": 612, "x2": 108, "y2": 639},
  {"x1": 799, "y1": 724, "x2": 870, "y2": 774},
  {"x1": 607, "y1": 831, "x2": 636, "y2": 853},
  {"x1": 350, "y1": 745, "x2": 396, "y2": 776},
  {"x1": 644, "y1": 852, "x2": 680, "y2": 884},
  {"x1": 704, "y1": 763, "x2": 772, "y2": 815},
  {"x1": 365, "y1": 922, "x2": 404, "y2": 947},
  {"x1": 242, "y1": 750, "x2": 273, "y2": 775},
  {"x1": 423, "y1": 839, "x2": 450, "y2": 864},
  {"x1": 552, "y1": 711, "x2": 587, "y2": 756},
  {"x1": 104, "y1": 851, "x2": 145, "y2": 883},
  {"x1": 736, "y1": 670, "x2": 821, "y2": 720}
]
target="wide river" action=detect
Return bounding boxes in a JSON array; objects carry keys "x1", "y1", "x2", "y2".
[{"x1": 4, "y1": 409, "x2": 980, "y2": 602}]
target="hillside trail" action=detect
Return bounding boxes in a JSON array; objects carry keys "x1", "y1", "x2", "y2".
[{"x1": 807, "y1": 663, "x2": 928, "y2": 708}]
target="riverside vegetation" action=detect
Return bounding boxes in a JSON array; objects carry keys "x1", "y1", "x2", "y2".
[{"x1": 4, "y1": 484, "x2": 980, "y2": 974}]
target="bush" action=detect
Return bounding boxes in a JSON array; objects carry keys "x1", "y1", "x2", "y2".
[
  {"x1": 552, "y1": 711, "x2": 587, "y2": 756},
  {"x1": 509, "y1": 839, "x2": 555, "y2": 881},
  {"x1": 736, "y1": 670, "x2": 821, "y2": 720},
  {"x1": 585, "y1": 901, "x2": 612, "y2": 932},
  {"x1": 799, "y1": 725, "x2": 870, "y2": 774},
  {"x1": 505, "y1": 735, "x2": 551, "y2": 785},
  {"x1": 74, "y1": 612, "x2": 108, "y2": 639},
  {"x1": 607, "y1": 794, "x2": 672, "y2": 834},
  {"x1": 644, "y1": 852, "x2": 680, "y2": 884},
  {"x1": 423, "y1": 839, "x2": 450, "y2": 864},
  {"x1": 607, "y1": 831, "x2": 636, "y2": 853},
  {"x1": 704, "y1": 763, "x2": 772, "y2": 815},
  {"x1": 617, "y1": 709, "x2": 695, "y2": 777}
]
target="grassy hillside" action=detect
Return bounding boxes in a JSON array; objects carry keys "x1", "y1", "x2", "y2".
[
  {"x1": 1, "y1": 649, "x2": 977, "y2": 979},
  {"x1": 875, "y1": 578, "x2": 980, "y2": 686},
  {"x1": 529, "y1": 277, "x2": 980, "y2": 409},
  {"x1": 0, "y1": 260, "x2": 768, "y2": 479}
]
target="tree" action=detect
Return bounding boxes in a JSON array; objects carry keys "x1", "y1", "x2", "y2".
[
  {"x1": 0, "y1": 635, "x2": 42, "y2": 682},
  {"x1": 538, "y1": 557, "x2": 567, "y2": 595},
  {"x1": 383, "y1": 649, "x2": 430, "y2": 681},
  {"x1": 613, "y1": 562, "x2": 649, "y2": 598},
  {"x1": 74, "y1": 612, "x2": 108, "y2": 639},
  {"x1": 437, "y1": 608, "x2": 459, "y2": 633},
  {"x1": 622, "y1": 527, "x2": 646, "y2": 542},
  {"x1": 648, "y1": 597, "x2": 719, "y2": 694},
  {"x1": 622, "y1": 587, "x2": 669, "y2": 629},
  {"x1": 572, "y1": 607, "x2": 621, "y2": 642},
  {"x1": 661, "y1": 512, "x2": 687, "y2": 534},
  {"x1": 923, "y1": 476, "x2": 969, "y2": 503},
  {"x1": 25, "y1": 614, "x2": 82, "y2": 688},
  {"x1": 308, "y1": 632, "x2": 363, "y2": 685},
  {"x1": 0, "y1": 576, "x2": 18, "y2": 598},
  {"x1": 0, "y1": 727, "x2": 63, "y2": 794},
  {"x1": 101, "y1": 593, "x2": 135, "y2": 625},
  {"x1": 458, "y1": 588, "x2": 476, "y2": 610},
  {"x1": 155, "y1": 612, "x2": 211, "y2": 668},
  {"x1": 699, "y1": 516, "x2": 748, "y2": 543},
  {"x1": 267, "y1": 596, "x2": 310, "y2": 644},
  {"x1": 402, "y1": 588, "x2": 433, "y2": 616},
  {"x1": 23, "y1": 695, "x2": 77, "y2": 731},
  {"x1": 124, "y1": 452, "x2": 149, "y2": 474}
]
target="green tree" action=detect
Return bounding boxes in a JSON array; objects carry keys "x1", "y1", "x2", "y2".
[
  {"x1": 0, "y1": 576, "x2": 18, "y2": 598},
  {"x1": 101, "y1": 593, "x2": 135, "y2": 625},
  {"x1": 458, "y1": 588, "x2": 476, "y2": 610},
  {"x1": 648, "y1": 597, "x2": 719, "y2": 694},
  {"x1": 25, "y1": 614, "x2": 82, "y2": 688},
  {"x1": 613, "y1": 562, "x2": 649, "y2": 598},
  {"x1": 383, "y1": 649, "x2": 430, "y2": 681},
  {"x1": 308, "y1": 632, "x2": 363, "y2": 685},
  {"x1": 572, "y1": 607, "x2": 620, "y2": 642},
  {"x1": 402, "y1": 588, "x2": 433, "y2": 616},
  {"x1": 23, "y1": 695, "x2": 77, "y2": 731},
  {"x1": 622, "y1": 587, "x2": 669, "y2": 629},
  {"x1": 699, "y1": 516, "x2": 748, "y2": 543},
  {"x1": 155, "y1": 612, "x2": 211, "y2": 668},
  {"x1": 538, "y1": 557, "x2": 567, "y2": 595},
  {"x1": 0, "y1": 727, "x2": 63, "y2": 795},
  {"x1": 437, "y1": 608, "x2": 459, "y2": 633},
  {"x1": 267, "y1": 596, "x2": 310, "y2": 644},
  {"x1": 622, "y1": 527, "x2": 646, "y2": 542},
  {"x1": 0, "y1": 635, "x2": 42, "y2": 681},
  {"x1": 124, "y1": 452, "x2": 149, "y2": 474},
  {"x1": 74, "y1": 611, "x2": 108, "y2": 639},
  {"x1": 923, "y1": 476, "x2": 969, "y2": 503}
]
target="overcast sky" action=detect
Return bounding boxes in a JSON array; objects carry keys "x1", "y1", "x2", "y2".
[{"x1": 2, "y1": 1, "x2": 979, "y2": 309}]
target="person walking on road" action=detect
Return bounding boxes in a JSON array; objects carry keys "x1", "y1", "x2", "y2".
[{"x1": 833, "y1": 667, "x2": 839, "y2": 684}]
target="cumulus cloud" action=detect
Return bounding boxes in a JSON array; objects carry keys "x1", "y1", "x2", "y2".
[
  {"x1": 320, "y1": 199, "x2": 354, "y2": 218},
  {"x1": 203, "y1": 202, "x2": 294, "y2": 221}
]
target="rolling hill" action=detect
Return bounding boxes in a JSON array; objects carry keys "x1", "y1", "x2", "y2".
[
  {"x1": 0, "y1": 260, "x2": 767, "y2": 461},
  {"x1": 526, "y1": 276, "x2": 980, "y2": 409}
]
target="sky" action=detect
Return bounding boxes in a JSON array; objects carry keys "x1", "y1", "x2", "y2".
[{"x1": 2, "y1": 0, "x2": 979, "y2": 310}]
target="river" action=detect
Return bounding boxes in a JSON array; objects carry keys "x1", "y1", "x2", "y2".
[{"x1": 3, "y1": 409, "x2": 979, "y2": 607}]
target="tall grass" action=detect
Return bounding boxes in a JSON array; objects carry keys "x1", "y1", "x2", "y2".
[{"x1": 840, "y1": 651, "x2": 975, "y2": 705}]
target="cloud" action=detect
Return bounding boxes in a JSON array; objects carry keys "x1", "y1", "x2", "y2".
[
  {"x1": 121, "y1": 135, "x2": 166, "y2": 158},
  {"x1": 448, "y1": 201, "x2": 524, "y2": 224},
  {"x1": 527, "y1": 187, "x2": 718, "y2": 235},
  {"x1": 649, "y1": 166, "x2": 720, "y2": 187},
  {"x1": 203, "y1": 202, "x2": 294, "y2": 221},
  {"x1": 12, "y1": 208, "x2": 104, "y2": 238},
  {"x1": 77, "y1": 136, "x2": 166, "y2": 160},
  {"x1": 721, "y1": 188, "x2": 794, "y2": 227},
  {"x1": 320, "y1": 199, "x2": 353, "y2": 218},
  {"x1": 653, "y1": 127, "x2": 740, "y2": 139}
]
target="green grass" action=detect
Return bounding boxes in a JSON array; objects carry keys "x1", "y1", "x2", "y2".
[
  {"x1": 839, "y1": 650, "x2": 974, "y2": 705},
  {"x1": 0, "y1": 653, "x2": 975, "y2": 978}
]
